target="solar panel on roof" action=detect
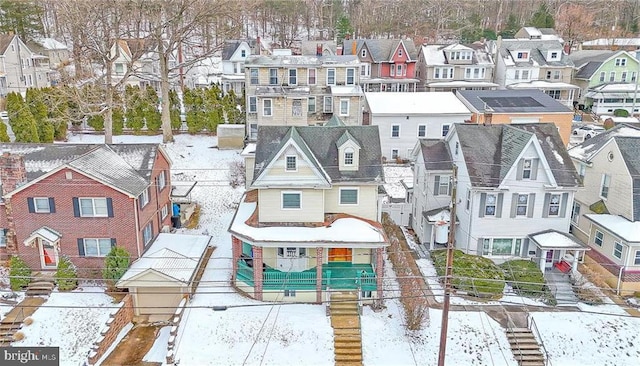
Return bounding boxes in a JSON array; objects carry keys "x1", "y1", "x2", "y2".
[{"x1": 480, "y1": 96, "x2": 543, "y2": 109}]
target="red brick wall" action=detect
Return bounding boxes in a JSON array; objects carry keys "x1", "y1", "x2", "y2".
[
  {"x1": 138, "y1": 149, "x2": 172, "y2": 251},
  {"x1": 87, "y1": 294, "x2": 134, "y2": 364},
  {"x1": 0, "y1": 203, "x2": 7, "y2": 227}
]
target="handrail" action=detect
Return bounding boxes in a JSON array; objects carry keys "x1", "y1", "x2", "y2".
[{"x1": 528, "y1": 314, "x2": 551, "y2": 366}]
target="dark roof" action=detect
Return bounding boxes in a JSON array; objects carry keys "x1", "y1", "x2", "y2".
[
  {"x1": 569, "y1": 50, "x2": 615, "y2": 68},
  {"x1": 454, "y1": 123, "x2": 580, "y2": 188},
  {"x1": 0, "y1": 33, "x2": 15, "y2": 54},
  {"x1": 222, "y1": 39, "x2": 257, "y2": 61},
  {"x1": 253, "y1": 125, "x2": 383, "y2": 184},
  {"x1": 456, "y1": 89, "x2": 572, "y2": 113},
  {"x1": 301, "y1": 40, "x2": 337, "y2": 56},
  {"x1": 499, "y1": 39, "x2": 573, "y2": 68},
  {"x1": 343, "y1": 38, "x2": 418, "y2": 61},
  {"x1": 616, "y1": 137, "x2": 640, "y2": 221},
  {"x1": 575, "y1": 61, "x2": 604, "y2": 79},
  {"x1": 419, "y1": 139, "x2": 452, "y2": 171},
  {"x1": 0, "y1": 143, "x2": 162, "y2": 196}
]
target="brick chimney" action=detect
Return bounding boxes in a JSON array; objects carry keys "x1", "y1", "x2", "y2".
[
  {"x1": 317, "y1": 43, "x2": 323, "y2": 56},
  {"x1": 563, "y1": 42, "x2": 571, "y2": 55},
  {"x1": 337, "y1": 45, "x2": 343, "y2": 55},
  {"x1": 0, "y1": 150, "x2": 27, "y2": 196},
  {"x1": 256, "y1": 36, "x2": 261, "y2": 56}
]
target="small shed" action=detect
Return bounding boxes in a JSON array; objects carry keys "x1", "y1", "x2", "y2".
[
  {"x1": 217, "y1": 124, "x2": 245, "y2": 149},
  {"x1": 116, "y1": 233, "x2": 212, "y2": 320}
]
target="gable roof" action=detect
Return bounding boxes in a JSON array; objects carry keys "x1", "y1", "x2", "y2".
[
  {"x1": 572, "y1": 50, "x2": 636, "y2": 79},
  {"x1": 301, "y1": 40, "x2": 337, "y2": 56},
  {"x1": 325, "y1": 115, "x2": 346, "y2": 126},
  {"x1": 221, "y1": 39, "x2": 257, "y2": 60},
  {"x1": 454, "y1": 123, "x2": 580, "y2": 188},
  {"x1": 569, "y1": 50, "x2": 615, "y2": 68},
  {"x1": 418, "y1": 139, "x2": 452, "y2": 171},
  {"x1": 253, "y1": 125, "x2": 383, "y2": 185},
  {"x1": 0, "y1": 33, "x2": 15, "y2": 54},
  {"x1": 0, "y1": 143, "x2": 164, "y2": 197},
  {"x1": 419, "y1": 43, "x2": 494, "y2": 66},
  {"x1": 498, "y1": 39, "x2": 573, "y2": 68},
  {"x1": 456, "y1": 89, "x2": 572, "y2": 113},
  {"x1": 568, "y1": 124, "x2": 640, "y2": 163},
  {"x1": 343, "y1": 39, "x2": 418, "y2": 62}
]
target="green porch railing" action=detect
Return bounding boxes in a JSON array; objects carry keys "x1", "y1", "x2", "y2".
[
  {"x1": 263, "y1": 270, "x2": 317, "y2": 289},
  {"x1": 237, "y1": 260, "x2": 254, "y2": 286},
  {"x1": 357, "y1": 272, "x2": 377, "y2": 291}
]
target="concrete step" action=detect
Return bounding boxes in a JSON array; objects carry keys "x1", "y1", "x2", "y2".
[
  {"x1": 334, "y1": 363, "x2": 362, "y2": 366},
  {"x1": 25, "y1": 290, "x2": 51, "y2": 296},
  {"x1": 31, "y1": 275, "x2": 56, "y2": 284},
  {"x1": 335, "y1": 340, "x2": 362, "y2": 349},
  {"x1": 512, "y1": 349, "x2": 543, "y2": 356},
  {"x1": 514, "y1": 355, "x2": 546, "y2": 362},
  {"x1": 331, "y1": 316, "x2": 359, "y2": 329},
  {"x1": 335, "y1": 354, "x2": 362, "y2": 363},
  {"x1": 28, "y1": 281, "x2": 55, "y2": 288},
  {"x1": 508, "y1": 338, "x2": 540, "y2": 345},
  {"x1": 331, "y1": 294, "x2": 358, "y2": 301},
  {"x1": 335, "y1": 348, "x2": 362, "y2": 356},
  {"x1": 507, "y1": 333, "x2": 538, "y2": 339},
  {"x1": 508, "y1": 328, "x2": 532, "y2": 333},
  {"x1": 519, "y1": 361, "x2": 545, "y2": 366},
  {"x1": 0, "y1": 323, "x2": 21, "y2": 331},
  {"x1": 331, "y1": 309, "x2": 359, "y2": 316},
  {"x1": 510, "y1": 343, "x2": 543, "y2": 350}
]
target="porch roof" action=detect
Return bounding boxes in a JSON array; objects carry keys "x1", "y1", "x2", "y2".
[
  {"x1": 229, "y1": 199, "x2": 388, "y2": 247},
  {"x1": 23, "y1": 226, "x2": 62, "y2": 246},
  {"x1": 528, "y1": 229, "x2": 590, "y2": 250}
]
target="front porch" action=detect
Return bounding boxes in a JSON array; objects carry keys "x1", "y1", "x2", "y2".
[{"x1": 528, "y1": 230, "x2": 590, "y2": 274}]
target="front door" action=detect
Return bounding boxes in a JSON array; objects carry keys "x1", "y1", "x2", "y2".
[
  {"x1": 545, "y1": 250, "x2": 554, "y2": 269},
  {"x1": 39, "y1": 240, "x2": 58, "y2": 269},
  {"x1": 329, "y1": 248, "x2": 352, "y2": 262}
]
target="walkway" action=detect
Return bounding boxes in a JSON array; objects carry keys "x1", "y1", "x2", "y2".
[
  {"x1": 100, "y1": 324, "x2": 162, "y2": 366},
  {"x1": 544, "y1": 268, "x2": 579, "y2": 304}
]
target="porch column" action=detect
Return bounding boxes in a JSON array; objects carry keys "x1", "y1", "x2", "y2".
[
  {"x1": 375, "y1": 247, "x2": 384, "y2": 303},
  {"x1": 252, "y1": 246, "x2": 263, "y2": 301},
  {"x1": 539, "y1": 250, "x2": 547, "y2": 272},
  {"x1": 316, "y1": 247, "x2": 324, "y2": 304},
  {"x1": 231, "y1": 236, "x2": 241, "y2": 281},
  {"x1": 430, "y1": 224, "x2": 435, "y2": 251},
  {"x1": 572, "y1": 250, "x2": 580, "y2": 273}
]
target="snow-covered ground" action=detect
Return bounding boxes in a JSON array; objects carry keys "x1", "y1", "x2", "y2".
[
  {"x1": 12, "y1": 286, "x2": 114, "y2": 364},
  {"x1": 383, "y1": 165, "x2": 413, "y2": 201},
  {"x1": 0, "y1": 266, "x2": 25, "y2": 320}
]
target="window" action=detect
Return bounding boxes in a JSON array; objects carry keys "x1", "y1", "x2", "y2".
[
  {"x1": 633, "y1": 72, "x2": 637, "y2": 82},
  {"x1": 115, "y1": 63, "x2": 124, "y2": 74},
  {"x1": 327, "y1": 68, "x2": 336, "y2": 85},
  {"x1": 522, "y1": 159, "x2": 532, "y2": 179},
  {"x1": 594, "y1": 230, "x2": 604, "y2": 246},
  {"x1": 466, "y1": 189, "x2": 471, "y2": 211},
  {"x1": 516, "y1": 194, "x2": 528, "y2": 216},
  {"x1": 482, "y1": 238, "x2": 522, "y2": 256},
  {"x1": 465, "y1": 67, "x2": 485, "y2": 79},
  {"x1": 339, "y1": 99, "x2": 349, "y2": 116},
  {"x1": 599, "y1": 71, "x2": 605, "y2": 82},
  {"x1": 578, "y1": 163, "x2": 586, "y2": 181},
  {"x1": 292, "y1": 99, "x2": 302, "y2": 117},
  {"x1": 613, "y1": 242, "x2": 623, "y2": 260},
  {"x1": 441, "y1": 124, "x2": 450, "y2": 137},
  {"x1": 339, "y1": 188, "x2": 358, "y2": 205},
  {"x1": 517, "y1": 52, "x2": 528, "y2": 59},
  {"x1": 285, "y1": 156, "x2": 297, "y2": 171},
  {"x1": 391, "y1": 125, "x2": 400, "y2": 137},
  {"x1": 434, "y1": 67, "x2": 454, "y2": 79},
  {"x1": 390, "y1": 65, "x2": 395, "y2": 76},
  {"x1": 514, "y1": 70, "x2": 520, "y2": 80},
  {"x1": 609, "y1": 71, "x2": 616, "y2": 82},
  {"x1": 398, "y1": 48, "x2": 403, "y2": 57},
  {"x1": 418, "y1": 125, "x2": 426, "y2": 137},
  {"x1": 0, "y1": 229, "x2": 6, "y2": 247},
  {"x1": 308, "y1": 97, "x2": 316, "y2": 113},
  {"x1": 485, "y1": 194, "x2": 497, "y2": 216},
  {"x1": 250, "y1": 68, "x2": 258, "y2": 84},
  {"x1": 396, "y1": 64, "x2": 402, "y2": 77},
  {"x1": 601, "y1": 174, "x2": 611, "y2": 198},
  {"x1": 284, "y1": 289, "x2": 296, "y2": 297},
  {"x1": 622, "y1": 71, "x2": 628, "y2": 82},
  {"x1": 361, "y1": 49, "x2": 367, "y2": 58},
  {"x1": 548, "y1": 194, "x2": 561, "y2": 216},
  {"x1": 522, "y1": 70, "x2": 530, "y2": 80},
  {"x1": 79, "y1": 198, "x2": 108, "y2": 217},
  {"x1": 269, "y1": 68, "x2": 278, "y2": 85},
  {"x1": 344, "y1": 148, "x2": 354, "y2": 165},
  {"x1": 248, "y1": 96, "x2": 257, "y2": 113},
  {"x1": 143, "y1": 222, "x2": 153, "y2": 245},
  {"x1": 288, "y1": 68, "x2": 297, "y2": 85},
  {"x1": 139, "y1": 188, "x2": 150, "y2": 207},
  {"x1": 571, "y1": 202, "x2": 581, "y2": 224},
  {"x1": 615, "y1": 58, "x2": 627, "y2": 66},
  {"x1": 308, "y1": 68, "x2": 316, "y2": 85},
  {"x1": 157, "y1": 171, "x2": 166, "y2": 191},
  {"x1": 241, "y1": 50, "x2": 246, "y2": 57},
  {"x1": 33, "y1": 197, "x2": 51, "y2": 213},
  {"x1": 323, "y1": 96, "x2": 333, "y2": 113},
  {"x1": 391, "y1": 149, "x2": 399, "y2": 159},
  {"x1": 434, "y1": 175, "x2": 450, "y2": 196},
  {"x1": 361, "y1": 63, "x2": 371, "y2": 77},
  {"x1": 550, "y1": 52, "x2": 558, "y2": 59},
  {"x1": 346, "y1": 68, "x2": 355, "y2": 85},
  {"x1": 282, "y1": 192, "x2": 301, "y2": 209},
  {"x1": 161, "y1": 204, "x2": 168, "y2": 219},
  {"x1": 263, "y1": 99, "x2": 272, "y2": 116},
  {"x1": 546, "y1": 90, "x2": 561, "y2": 99},
  {"x1": 634, "y1": 250, "x2": 640, "y2": 265},
  {"x1": 83, "y1": 238, "x2": 112, "y2": 257},
  {"x1": 455, "y1": 142, "x2": 459, "y2": 156}
]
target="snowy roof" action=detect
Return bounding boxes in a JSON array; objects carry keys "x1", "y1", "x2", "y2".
[
  {"x1": 382, "y1": 166, "x2": 413, "y2": 200},
  {"x1": 229, "y1": 199, "x2": 387, "y2": 247},
  {"x1": 365, "y1": 92, "x2": 471, "y2": 115},
  {"x1": 529, "y1": 230, "x2": 588, "y2": 250},
  {"x1": 419, "y1": 44, "x2": 494, "y2": 66},
  {"x1": 427, "y1": 81, "x2": 498, "y2": 88},
  {"x1": 24, "y1": 226, "x2": 62, "y2": 245},
  {"x1": 456, "y1": 89, "x2": 572, "y2": 113},
  {"x1": 583, "y1": 214, "x2": 640, "y2": 242},
  {"x1": 568, "y1": 124, "x2": 640, "y2": 163},
  {"x1": 244, "y1": 54, "x2": 359, "y2": 67},
  {"x1": 507, "y1": 81, "x2": 579, "y2": 90},
  {"x1": 425, "y1": 207, "x2": 451, "y2": 223},
  {"x1": 331, "y1": 85, "x2": 363, "y2": 96},
  {"x1": 497, "y1": 39, "x2": 573, "y2": 68},
  {"x1": 582, "y1": 38, "x2": 640, "y2": 47},
  {"x1": 343, "y1": 39, "x2": 419, "y2": 62},
  {"x1": 35, "y1": 38, "x2": 68, "y2": 50},
  {"x1": 171, "y1": 181, "x2": 197, "y2": 198},
  {"x1": 117, "y1": 233, "x2": 212, "y2": 286}
]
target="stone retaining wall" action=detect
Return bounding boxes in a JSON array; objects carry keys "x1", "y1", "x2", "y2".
[
  {"x1": 166, "y1": 297, "x2": 188, "y2": 365},
  {"x1": 87, "y1": 294, "x2": 133, "y2": 365}
]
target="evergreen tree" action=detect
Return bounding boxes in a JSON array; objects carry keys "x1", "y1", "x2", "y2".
[
  {"x1": 168, "y1": 89, "x2": 182, "y2": 130},
  {"x1": 0, "y1": 121, "x2": 9, "y2": 142},
  {"x1": 143, "y1": 86, "x2": 161, "y2": 132},
  {"x1": 529, "y1": 4, "x2": 555, "y2": 29},
  {"x1": 26, "y1": 88, "x2": 52, "y2": 142},
  {"x1": 204, "y1": 85, "x2": 223, "y2": 133},
  {"x1": 499, "y1": 14, "x2": 520, "y2": 39},
  {"x1": 102, "y1": 246, "x2": 131, "y2": 288},
  {"x1": 184, "y1": 87, "x2": 205, "y2": 133},
  {"x1": 55, "y1": 255, "x2": 78, "y2": 291},
  {"x1": 5, "y1": 92, "x2": 22, "y2": 126},
  {"x1": 336, "y1": 15, "x2": 353, "y2": 44},
  {"x1": 87, "y1": 114, "x2": 105, "y2": 131},
  {"x1": 9, "y1": 256, "x2": 31, "y2": 290},
  {"x1": 125, "y1": 86, "x2": 145, "y2": 133},
  {"x1": 0, "y1": 0, "x2": 44, "y2": 41},
  {"x1": 9, "y1": 93, "x2": 39, "y2": 142}
]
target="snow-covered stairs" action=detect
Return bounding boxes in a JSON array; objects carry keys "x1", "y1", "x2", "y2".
[
  {"x1": 25, "y1": 272, "x2": 55, "y2": 297},
  {"x1": 329, "y1": 292, "x2": 363, "y2": 366},
  {"x1": 506, "y1": 328, "x2": 546, "y2": 366}
]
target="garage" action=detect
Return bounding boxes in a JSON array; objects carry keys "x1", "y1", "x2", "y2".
[{"x1": 117, "y1": 233, "x2": 213, "y2": 321}]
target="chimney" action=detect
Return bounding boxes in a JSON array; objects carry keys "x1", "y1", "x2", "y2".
[
  {"x1": 0, "y1": 151, "x2": 27, "y2": 196},
  {"x1": 317, "y1": 43, "x2": 323, "y2": 57},
  {"x1": 563, "y1": 42, "x2": 571, "y2": 55},
  {"x1": 351, "y1": 40, "x2": 357, "y2": 55},
  {"x1": 337, "y1": 45, "x2": 343, "y2": 55},
  {"x1": 256, "y1": 36, "x2": 261, "y2": 56}
]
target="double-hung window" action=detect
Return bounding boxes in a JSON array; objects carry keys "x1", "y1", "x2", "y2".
[
  {"x1": 327, "y1": 68, "x2": 336, "y2": 85},
  {"x1": 263, "y1": 99, "x2": 273, "y2": 116},
  {"x1": 292, "y1": 99, "x2": 302, "y2": 117},
  {"x1": 484, "y1": 194, "x2": 497, "y2": 216},
  {"x1": 339, "y1": 99, "x2": 349, "y2": 116},
  {"x1": 282, "y1": 192, "x2": 301, "y2": 209},
  {"x1": 516, "y1": 194, "x2": 528, "y2": 216},
  {"x1": 600, "y1": 174, "x2": 611, "y2": 198},
  {"x1": 308, "y1": 97, "x2": 316, "y2": 113},
  {"x1": 288, "y1": 68, "x2": 297, "y2": 85},
  {"x1": 269, "y1": 68, "x2": 278, "y2": 85},
  {"x1": 594, "y1": 230, "x2": 604, "y2": 246},
  {"x1": 522, "y1": 159, "x2": 532, "y2": 179},
  {"x1": 571, "y1": 202, "x2": 581, "y2": 224},
  {"x1": 161, "y1": 204, "x2": 169, "y2": 219},
  {"x1": 157, "y1": 171, "x2": 167, "y2": 191},
  {"x1": 417, "y1": 125, "x2": 426, "y2": 137},
  {"x1": 613, "y1": 242, "x2": 623, "y2": 260},
  {"x1": 83, "y1": 238, "x2": 112, "y2": 257},
  {"x1": 391, "y1": 125, "x2": 400, "y2": 138},
  {"x1": 434, "y1": 175, "x2": 450, "y2": 196},
  {"x1": 346, "y1": 68, "x2": 355, "y2": 85},
  {"x1": 634, "y1": 250, "x2": 640, "y2": 265},
  {"x1": 139, "y1": 188, "x2": 150, "y2": 208},
  {"x1": 143, "y1": 222, "x2": 153, "y2": 245},
  {"x1": 250, "y1": 68, "x2": 259, "y2": 84},
  {"x1": 441, "y1": 124, "x2": 450, "y2": 137},
  {"x1": 308, "y1": 68, "x2": 316, "y2": 85},
  {"x1": 248, "y1": 96, "x2": 257, "y2": 113},
  {"x1": 548, "y1": 194, "x2": 561, "y2": 216},
  {"x1": 323, "y1": 96, "x2": 333, "y2": 113},
  {"x1": 79, "y1": 198, "x2": 108, "y2": 217}
]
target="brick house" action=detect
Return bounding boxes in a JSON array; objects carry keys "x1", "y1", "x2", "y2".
[{"x1": 0, "y1": 144, "x2": 172, "y2": 275}]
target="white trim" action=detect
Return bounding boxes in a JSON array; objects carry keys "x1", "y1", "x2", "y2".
[
  {"x1": 263, "y1": 98, "x2": 273, "y2": 117},
  {"x1": 417, "y1": 124, "x2": 426, "y2": 138},
  {"x1": 307, "y1": 68, "x2": 317, "y2": 85},
  {"x1": 326, "y1": 68, "x2": 336, "y2": 86},
  {"x1": 33, "y1": 197, "x2": 51, "y2": 213},
  {"x1": 391, "y1": 124, "x2": 400, "y2": 138},
  {"x1": 288, "y1": 68, "x2": 298, "y2": 85},
  {"x1": 83, "y1": 238, "x2": 112, "y2": 257},
  {"x1": 346, "y1": 68, "x2": 355, "y2": 85},
  {"x1": 613, "y1": 241, "x2": 623, "y2": 260},
  {"x1": 39, "y1": 240, "x2": 59, "y2": 268},
  {"x1": 339, "y1": 99, "x2": 350, "y2": 116},
  {"x1": 79, "y1": 197, "x2": 109, "y2": 217},
  {"x1": 285, "y1": 155, "x2": 298, "y2": 172}
]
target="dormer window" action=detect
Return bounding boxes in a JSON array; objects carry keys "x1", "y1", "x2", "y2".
[
  {"x1": 517, "y1": 52, "x2": 529, "y2": 60},
  {"x1": 361, "y1": 49, "x2": 367, "y2": 58},
  {"x1": 285, "y1": 155, "x2": 297, "y2": 171},
  {"x1": 344, "y1": 148, "x2": 354, "y2": 165}
]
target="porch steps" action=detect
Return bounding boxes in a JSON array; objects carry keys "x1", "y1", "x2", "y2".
[
  {"x1": 330, "y1": 292, "x2": 363, "y2": 366},
  {"x1": 25, "y1": 278, "x2": 55, "y2": 297},
  {"x1": 0, "y1": 296, "x2": 47, "y2": 346},
  {"x1": 506, "y1": 328, "x2": 545, "y2": 366}
]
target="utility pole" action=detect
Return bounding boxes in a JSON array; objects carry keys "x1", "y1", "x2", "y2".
[{"x1": 437, "y1": 164, "x2": 457, "y2": 366}]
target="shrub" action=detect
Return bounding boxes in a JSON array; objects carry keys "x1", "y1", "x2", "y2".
[
  {"x1": 55, "y1": 255, "x2": 78, "y2": 291},
  {"x1": 9, "y1": 256, "x2": 31, "y2": 290},
  {"x1": 613, "y1": 108, "x2": 629, "y2": 117},
  {"x1": 228, "y1": 160, "x2": 245, "y2": 188},
  {"x1": 499, "y1": 260, "x2": 545, "y2": 297},
  {"x1": 23, "y1": 317, "x2": 34, "y2": 326},
  {"x1": 13, "y1": 331, "x2": 25, "y2": 341},
  {"x1": 102, "y1": 246, "x2": 131, "y2": 289},
  {"x1": 431, "y1": 249, "x2": 505, "y2": 297}
]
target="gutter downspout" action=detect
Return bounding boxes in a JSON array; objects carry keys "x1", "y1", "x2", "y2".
[
  {"x1": 616, "y1": 243, "x2": 631, "y2": 295},
  {"x1": 133, "y1": 198, "x2": 141, "y2": 257}
]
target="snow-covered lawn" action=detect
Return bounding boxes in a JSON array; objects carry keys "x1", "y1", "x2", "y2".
[
  {"x1": 0, "y1": 266, "x2": 25, "y2": 321},
  {"x1": 12, "y1": 286, "x2": 114, "y2": 364}
]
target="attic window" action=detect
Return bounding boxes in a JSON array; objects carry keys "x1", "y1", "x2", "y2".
[
  {"x1": 285, "y1": 155, "x2": 297, "y2": 171},
  {"x1": 241, "y1": 50, "x2": 246, "y2": 57},
  {"x1": 361, "y1": 49, "x2": 367, "y2": 58},
  {"x1": 398, "y1": 48, "x2": 403, "y2": 57},
  {"x1": 550, "y1": 52, "x2": 558, "y2": 59},
  {"x1": 517, "y1": 52, "x2": 528, "y2": 59},
  {"x1": 344, "y1": 148, "x2": 354, "y2": 165}
]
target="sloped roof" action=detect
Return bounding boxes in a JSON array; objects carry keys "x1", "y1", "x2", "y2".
[
  {"x1": 343, "y1": 38, "x2": 418, "y2": 61},
  {"x1": 244, "y1": 54, "x2": 359, "y2": 67},
  {"x1": 325, "y1": 115, "x2": 346, "y2": 126},
  {"x1": 0, "y1": 143, "x2": 162, "y2": 197},
  {"x1": 301, "y1": 40, "x2": 337, "y2": 56},
  {"x1": 499, "y1": 39, "x2": 573, "y2": 68},
  {"x1": 366, "y1": 92, "x2": 471, "y2": 115},
  {"x1": 569, "y1": 50, "x2": 615, "y2": 68},
  {"x1": 420, "y1": 43, "x2": 493, "y2": 66},
  {"x1": 221, "y1": 39, "x2": 257, "y2": 60},
  {"x1": 616, "y1": 136, "x2": 640, "y2": 221},
  {"x1": 455, "y1": 123, "x2": 580, "y2": 188},
  {"x1": 456, "y1": 89, "x2": 572, "y2": 113},
  {"x1": 0, "y1": 33, "x2": 15, "y2": 54},
  {"x1": 567, "y1": 124, "x2": 640, "y2": 163},
  {"x1": 418, "y1": 139, "x2": 452, "y2": 171},
  {"x1": 253, "y1": 125, "x2": 383, "y2": 185}
]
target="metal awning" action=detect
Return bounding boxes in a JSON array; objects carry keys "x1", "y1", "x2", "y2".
[{"x1": 23, "y1": 226, "x2": 62, "y2": 246}]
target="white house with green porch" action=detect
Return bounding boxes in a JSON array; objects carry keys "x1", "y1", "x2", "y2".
[{"x1": 228, "y1": 121, "x2": 388, "y2": 303}]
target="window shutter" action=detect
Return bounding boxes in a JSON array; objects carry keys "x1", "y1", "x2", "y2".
[
  {"x1": 527, "y1": 193, "x2": 535, "y2": 218},
  {"x1": 530, "y1": 159, "x2": 539, "y2": 180},
  {"x1": 77, "y1": 239, "x2": 85, "y2": 256},
  {"x1": 478, "y1": 193, "x2": 486, "y2": 217},
  {"x1": 510, "y1": 193, "x2": 518, "y2": 218},
  {"x1": 560, "y1": 193, "x2": 569, "y2": 217},
  {"x1": 516, "y1": 159, "x2": 524, "y2": 180},
  {"x1": 111, "y1": 238, "x2": 117, "y2": 248},
  {"x1": 72, "y1": 197, "x2": 80, "y2": 217},
  {"x1": 496, "y1": 193, "x2": 504, "y2": 218},
  {"x1": 27, "y1": 197, "x2": 35, "y2": 213},
  {"x1": 107, "y1": 198, "x2": 114, "y2": 217},
  {"x1": 433, "y1": 175, "x2": 440, "y2": 195},
  {"x1": 542, "y1": 193, "x2": 551, "y2": 218},
  {"x1": 49, "y1": 198, "x2": 56, "y2": 213}
]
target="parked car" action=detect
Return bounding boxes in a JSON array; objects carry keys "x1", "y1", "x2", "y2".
[
  {"x1": 0, "y1": 111, "x2": 8, "y2": 122},
  {"x1": 572, "y1": 125, "x2": 605, "y2": 139}
]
